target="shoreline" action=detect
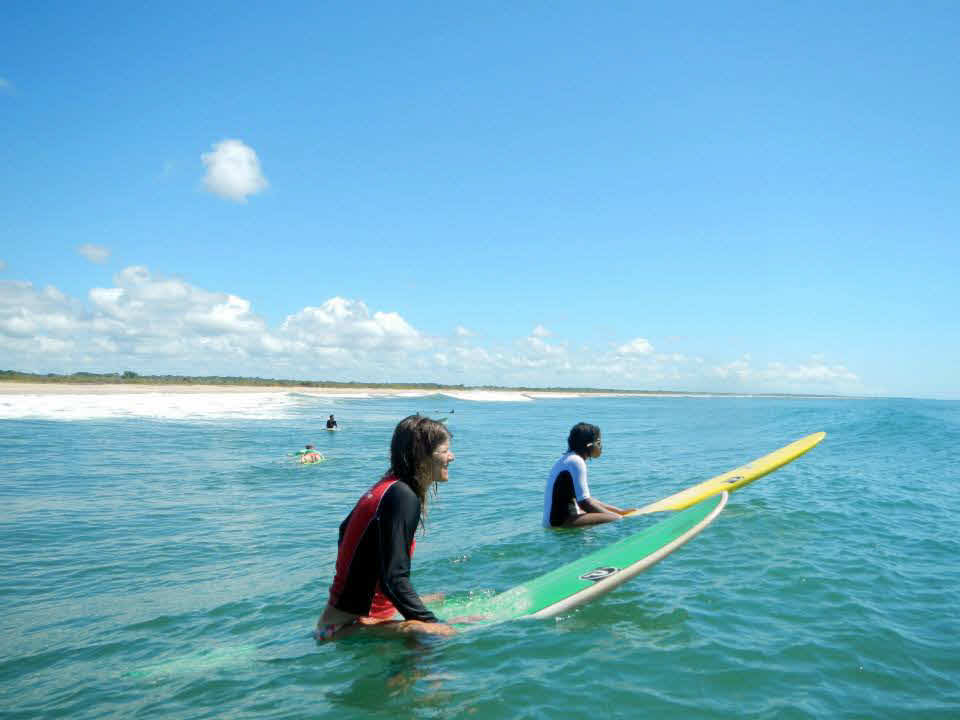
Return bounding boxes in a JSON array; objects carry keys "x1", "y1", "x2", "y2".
[
  {"x1": 0, "y1": 381, "x2": 843, "y2": 400},
  {"x1": 0, "y1": 382, "x2": 646, "y2": 399}
]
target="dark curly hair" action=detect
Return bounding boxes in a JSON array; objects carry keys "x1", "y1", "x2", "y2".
[{"x1": 567, "y1": 422, "x2": 600, "y2": 455}]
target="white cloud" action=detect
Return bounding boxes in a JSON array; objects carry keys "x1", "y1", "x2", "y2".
[
  {"x1": 525, "y1": 335, "x2": 566, "y2": 358},
  {"x1": 711, "y1": 356, "x2": 858, "y2": 388},
  {"x1": 186, "y1": 295, "x2": 263, "y2": 335},
  {"x1": 758, "y1": 360, "x2": 858, "y2": 384},
  {"x1": 531, "y1": 324, "x2": 551, "y2": 338},
  {"x1": 89, "y1": 267, "x2": 271, "y2": 348},
  {"x1": 455, "y1": 325, "x2": 474, "y2": 337},
  {"x1": 617, "y1": 337, "x2": 654, "y2": 355},
  {"x1": 278, "y1": 298, "x2": 428, "y2": 367},
  {"x1": 2, "y1": 269, "x2": 434, "y2": 375},
  {"x1": 0, "y1": 282, "x2": 86, "y2": 350},
  {"x1": 77, "y1": 244, "x2": 110, "y2": 264},
  {"x1": 0, "y1": 260, "x2": 7, "y2": 271},
  {"x1": 655, "y1": 353, "x2": 688, "y2": 364},
  {"x1": 201, "y1": 139, "x2": 268, "y2": 202},
  {"x1": 711, "y1": 357, "x2": 753, "y2": 381}
]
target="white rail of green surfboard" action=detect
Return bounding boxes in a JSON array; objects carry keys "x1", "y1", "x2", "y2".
[
  {"x1": 625, "y1": 431, "x2": 826, "y2": 517},
  {"x1": 434, "y1": 492, "x2": 727, "y2": 626}
]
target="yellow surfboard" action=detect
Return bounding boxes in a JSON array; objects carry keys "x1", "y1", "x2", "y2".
[{"x1": 624, "y1": 431, "x2": 826, "y2": 517}]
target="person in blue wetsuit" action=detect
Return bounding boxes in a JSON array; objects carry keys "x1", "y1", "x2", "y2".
[
  {"x1": 315, "y1": 415, "x2": 456, "y2": 641},
  {"x1": 542, "y1": 422, "x2": 634, "y2": 527}
]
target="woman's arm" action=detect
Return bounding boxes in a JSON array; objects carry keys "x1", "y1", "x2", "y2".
[
  {"x1": 576, "y1": 497, "x2": 622, "y2": 522},
  {"x1": 592, "y1": 499, "x2": 635, "y2": 515},
  {"x1": 377, "y1": 485, "x2": 443, "y2": 623}
]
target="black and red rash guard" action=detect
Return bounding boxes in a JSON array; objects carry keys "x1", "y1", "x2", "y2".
[{"x1": 327, "y1": 475, "x2": 438, "y2": 623}]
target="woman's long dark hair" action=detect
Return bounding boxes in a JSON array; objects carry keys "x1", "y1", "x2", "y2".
[{"x1": 388, "y1": 415, "x2": 451, "y2": 522}]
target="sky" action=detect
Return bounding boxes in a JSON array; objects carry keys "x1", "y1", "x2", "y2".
[{"x1": 1, "y1": 2, "x2": 958, "y2": 399}]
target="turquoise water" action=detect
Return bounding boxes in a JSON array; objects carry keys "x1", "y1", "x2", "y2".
[{"x1": 2, "y1": 393, "x2": 958, "y2": 718}]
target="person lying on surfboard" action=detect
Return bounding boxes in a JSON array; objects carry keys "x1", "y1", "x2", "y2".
[
  {"x1": 543, "y1": 422, "x2": 635, "y2": 527},
  {"x1": 297, "y1": 444, "x2": 325, "y2": 463},
  {"x1": 315, "y1": 415, "x2": 456, "y2": 641}
]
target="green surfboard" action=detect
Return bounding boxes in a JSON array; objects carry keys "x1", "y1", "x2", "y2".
[{"x1": 436, "y1": 492, "x2": 727, "y2": 626}]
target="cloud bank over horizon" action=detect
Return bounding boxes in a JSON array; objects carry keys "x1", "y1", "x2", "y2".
[{"x1": 0, "y1": 266, "x2": 861, "y2": 394}]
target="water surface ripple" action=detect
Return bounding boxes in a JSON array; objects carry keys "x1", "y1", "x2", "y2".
[{"x1": 1, "y1": 395, "x2": 958, "y2": 718}]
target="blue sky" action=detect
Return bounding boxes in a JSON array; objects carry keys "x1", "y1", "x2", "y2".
[{"x1": 2, "y1": 2, "x2": 958, "y2": 398}]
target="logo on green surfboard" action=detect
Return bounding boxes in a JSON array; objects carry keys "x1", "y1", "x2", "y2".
[{"x1": 579, "y1": 566, "x2": 620, "y2": 582}]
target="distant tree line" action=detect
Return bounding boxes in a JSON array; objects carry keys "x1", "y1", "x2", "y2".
[
  {"x1": 0, "y1": 369, "x2": 663, "y2": 393},
  {"x1": 0, "y1": 369, "x2": 468, "y2": 390}
]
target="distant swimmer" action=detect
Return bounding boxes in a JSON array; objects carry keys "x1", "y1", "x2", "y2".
[
  {"x1": 297, "y1": 444, "x2": 325, "y2": 464},
  {"x1": 542, "y1": 423, "x2": 635, "y2": 527},
  {"x1": 326, "y1": 414, "x2": 338, "y2": 430},
  {"x1": 315, "y1": 415, "x2": 456, "y2": 641}
]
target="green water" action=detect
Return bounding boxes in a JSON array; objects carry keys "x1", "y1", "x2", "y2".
[{"x1": 1, "y1": 394, "x2": 958, "y2": 718}]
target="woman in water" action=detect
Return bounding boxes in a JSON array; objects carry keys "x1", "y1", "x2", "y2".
[
  {"x1": 316, "y1": 415, "x2": 456, "y2": 641},
  {"x1": 543, "y1": 422, "x2": 633, "y2": 527}
]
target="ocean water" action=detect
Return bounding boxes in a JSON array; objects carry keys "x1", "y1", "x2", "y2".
[{"x1": 1, "y1": 391, "x2": 958, "y2": 719}]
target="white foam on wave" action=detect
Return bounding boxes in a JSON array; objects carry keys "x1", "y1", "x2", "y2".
[
  {"x1": 293, "y1": 390, "x2": 437, "y2": 401},
  {"x1": 439, "y1": 391, "x2": 535, "y2": 403},
  {"x1": 280, "y1": 388, "x2": 538, "y2": 403},
  {"x1": 294, "y1": 388, "x2": 538, "y2": 403},
  {"x1": 522, "y1": 392, "x2": 583, "y2": 399},
  {"x1": 0, "y1": 393, "x2": 302, "y2": 421}
]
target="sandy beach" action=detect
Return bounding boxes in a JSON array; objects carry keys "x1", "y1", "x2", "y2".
[
  {"x1": 0, "y1": 382, "x2": 413, "y2": 395},
  {"x1": 0, "y1": 382, "x2": 637, "y2": 401}
]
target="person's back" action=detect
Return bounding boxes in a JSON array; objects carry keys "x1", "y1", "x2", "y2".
[
  {"x1": 543, "y1": 451, "x2": 589, "y2": 527},
  {"x1": 299, "y1": 444, "x2": 324, "y2": 463},
  {"x1": 329, "y1": 476, "x2": 425, "y2": 619}
]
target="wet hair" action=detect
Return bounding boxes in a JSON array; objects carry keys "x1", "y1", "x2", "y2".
[
  {"x1": 388, "y1": 415, "x2": 452, "y2": 519},
  {"x1": 567, "y1": 422, "x2": 601, "y2": 455}
]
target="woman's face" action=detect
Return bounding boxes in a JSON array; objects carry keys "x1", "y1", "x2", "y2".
[
  {"x1": 589, "y1": 435, "x2": 603, "y2": 459},
  {"x1": 428, "y1": 440, "x2": 455, "y2": 484}
]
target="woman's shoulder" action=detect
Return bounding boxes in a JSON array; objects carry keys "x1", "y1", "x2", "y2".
[
  {"x1": 554, "y1": 451, "x2": 586, "y2": 470},
  {"x1": 383, "y1": 477, "x2": 419, "y2": 501},
  {"x1": 567, "y1": 452, "x2": 587, "y2": 469}
]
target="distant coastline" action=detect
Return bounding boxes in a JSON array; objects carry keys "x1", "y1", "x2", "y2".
[{"x1": 0, "y1": 370, "x2": 842, "y2": 399}]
